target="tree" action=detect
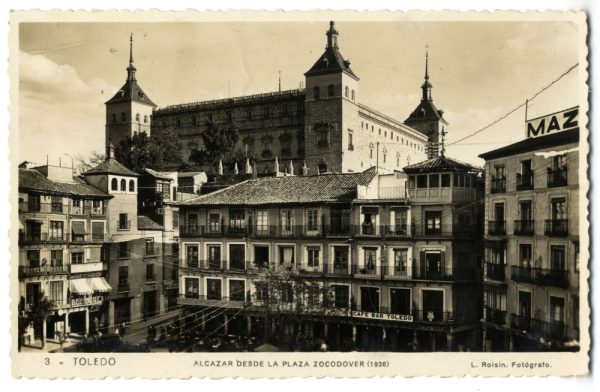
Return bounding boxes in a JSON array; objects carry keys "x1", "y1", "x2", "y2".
[
  {"x1": 24, "y1": 294, "x2": 55, "y2": 349},
  {"x1": 73, "y1": 151, "x2": 105, "y2": 175},
  {"x1": 190, "y1": 120, "x2": 240, "y2": 168},
  {"x1": 252, "y1": 266, "x2": 333, "y2": 350},
  {"x1": 114, "y1": 129, "x2": 183, "y2": 172}
]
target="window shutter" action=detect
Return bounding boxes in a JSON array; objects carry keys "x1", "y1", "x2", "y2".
[
  {"x1": 440, "y1": 251, "x2": 446, "y2": 272},
  {"x1": 419, "y1": 251, "x2": 425, "y2": 276}
]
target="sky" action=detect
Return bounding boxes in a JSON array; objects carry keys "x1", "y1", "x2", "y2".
[{"x1": 17, "y1": 20, "x2": 583, "y2": 167}]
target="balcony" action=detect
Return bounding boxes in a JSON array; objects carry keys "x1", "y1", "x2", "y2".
[
  {"x1": 547, "y1": 167, "x2": 568, "y2": 188},
  {"x1": 516, "y1": 173, "x2": 534, "y2": 191},
  {"x1": 323, "y1": 263, "x2": 351, "y2": 276},
  {"x1": 69, "y1": 205, "x2": 106, "y2": 216},
  {"x1": 412, "y1": 266, "x2": 476, "y2": 281},
  {"x1": 484, "y1": 262, "x2": 505, "y2": 281},
  {"x1": 490, "y1": 178, "x2": 506, "y2": 194},
  {"x1": 487, "y1": 220, "x2": 505, "y2": 235},
  {"x1": 412, "y1": 223, "x2": 478, "y2": 239},
  {"x1": 19, "y1": 264, "x2": 69, "y2": 278},
  {"x1": 514, "y1": 220, "x2": 535, "y2": 236},
  {"x1": 485, "y1": 307, "x2": 507, "y2": 325},
  {"x1": 510, "y1": 314, "x2": 568, "y2": 340},
  {"x1": 510, "y1": 265, "x2": 569, "y2": 288},
  {"x1": 351, "y1": 264, "x2": 381, "y2": 279},
  {"x1": 19, "y1": 201, "x2": 63, "y2": 215},
  {"x1": 178, "y1": 294, "x2": 247, "y2": 308},
  {"x1": 414, "y1": 310, "x2": 462, "y2": 324},
  {"x1": 544, "y1": 219, "x2": 569, "y2": 236},
  {"x1": 19, "y1": 232, "x2": 107, "y2": 245}
]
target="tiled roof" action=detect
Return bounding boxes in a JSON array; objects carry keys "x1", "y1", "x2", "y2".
[
  {"x1": 82, "y1": 158, "x2": 139, "y2": 177},
  {"x1": 105, "y1": 78, "x2": 156, "y2": 107},
  {"x1": 19, "y1": 169, "x2": 109, "y2": 198},
  {"x1": 144, "y1": 168, "x2": 173, "y2": 181},
  {"x1": 479, "y1": 128, "x2": 579, "y2": 161},
  {"x1": 403, "y1": 155, "x2": 481, "y2": 173},
  {"x1": 178, "y1": 168, "x2": 377, "y2": 207},
  {"x1": 138, "y1": 215, "x2": 164, "y2": 231},
  {"x1": 405, "y1": 99, "x2": 447, "y2": 127}
]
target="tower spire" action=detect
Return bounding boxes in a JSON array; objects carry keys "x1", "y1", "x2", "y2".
[
  {"x1": 126, "y1": 33, "x2": 137, "y2": 82},
  {"x1": 421, "y1": 48, "x2": 432, "y2": 101},
  {"x1": 326, "y1": 21, "x2": 338, "y2": 49}
]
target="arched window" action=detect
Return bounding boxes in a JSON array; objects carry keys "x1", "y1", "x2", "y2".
[
  {"x1": 345, "y1": 86, "x2": 349, "y2": 98},
  {"x1": 351, "y1": 89, "x2": 355, "y2": 101},
  {"x1": 313, "y1": 86, "x2": 320, "y2": 100},
  {"x1": 129, "y1": 180, "x2": 135, "y2": 192},
  {"x1": 120, "y1": 179, "x2": 126, "y2": 191},
  {"x1": 111, "y1": 178, "x2": 118, "y2": 191}
]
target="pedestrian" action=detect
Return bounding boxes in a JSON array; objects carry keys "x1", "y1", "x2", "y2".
[{"x1": 119, "y1": 321, "x2": 126, "y2": 337}]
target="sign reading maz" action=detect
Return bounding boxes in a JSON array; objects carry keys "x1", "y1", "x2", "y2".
[{"x1": 526, "y1": 106, "x2": 579, "y2": 139}]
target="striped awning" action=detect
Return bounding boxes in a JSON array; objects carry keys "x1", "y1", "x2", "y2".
[
  {"x1": 70, "y1": 279, "x2": 94, "y2": 295},
  {"x1": 89, "y1": 277, "x2": 112, "y2": 293}
]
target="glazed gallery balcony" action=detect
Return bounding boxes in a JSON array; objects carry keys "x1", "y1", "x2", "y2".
[
  {"x1": 510, "y1": 314, "x2": 568, "y2": 340},
  {"x1": 510, "y1": 265, "x2": 569, "y2": 288},
  {"x1": 19, "y1": 264, "x2": 69, "y2": 278},
  {"x1": 19, "y1": 201, "x2": 106, "y2": 216},
  {"x1": 178, "y1": 294, "x2": 247, "y2": 308},
  {"x1": 18, "y1": 231, "x2": 108, "y2": 245}
]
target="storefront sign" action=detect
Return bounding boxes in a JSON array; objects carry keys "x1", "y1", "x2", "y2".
[
  {"x1": 351, "y1": 311, "x2": 413, "y2": 322},
  {"x1": 526, "y1": 106, "x2": 579, "y2": 139}
]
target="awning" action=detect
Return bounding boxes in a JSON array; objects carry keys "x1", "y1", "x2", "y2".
[
  {"x1": 88, "y1": 277, "x2": 112, "y2": 293},
  {"x1": 70, "y1": 279, "x2": 94, "y2": 295},
  {"x1": 71, "y1": 222, "x2": 86, "y2": 235}
]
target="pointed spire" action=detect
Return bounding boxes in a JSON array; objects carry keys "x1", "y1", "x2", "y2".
[
  {"x1": 245, "y1": 158, "x2": 252, "y2": 174},
  {"x1": 421, "y1": 48, "x2": 432, "y2": 101},
  {"x1": 218, "y1": 159, "x2": 224, "y2": 175},
  {"x1": 126, "y1": 33, "x2": 137, "y2": 82},
  {"x1": 278, "y1": 70, "x2": 282, "y2": 93},
  {"x1": 440, "y1": 127, "x2": 447, "y2": 157},
  {"x1": 326, "y1": 21, "x2": 339, "y2": 49}
]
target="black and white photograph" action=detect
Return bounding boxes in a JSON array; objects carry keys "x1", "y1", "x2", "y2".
[{"x1": 9, "y1": 9, "x2": 590, "y2": 379}]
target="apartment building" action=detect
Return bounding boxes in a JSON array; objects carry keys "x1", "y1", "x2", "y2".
[
  {"x1": 18, "y1": 165, "x2": 112, "y2": 345},
  {"x1": 479, "y1": 125, "x2": 580, "y2": 351},
  {"x1": 176, "y1": 155, "x2": 483, "y2": 351}
]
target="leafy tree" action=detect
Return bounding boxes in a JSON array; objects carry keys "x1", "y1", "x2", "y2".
[
  {"x1": 115, "y1": 129, "x2": 183, "y2": 172},
  {"x1": 73, "y1": 150, "x2": 105, "y2": 175},
  {"x1": 252, "y1": 266, "x2": 333, "y2": 350},
  {"x1": 190, "y1": 120, "x2": 240, "y2": 168},
  {"x1": 23, "y1": 294, "x2": 55, "y2": 349}
]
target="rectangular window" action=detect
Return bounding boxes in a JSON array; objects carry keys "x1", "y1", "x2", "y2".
[
  {"x1": 118, "y1": 266, "x2": 129, "y2": 286},
  {"x1": 332, "y1": 285, "x2": 349, "y2": 308},
  {"x1": 361, "y1": 206, "x2": 378, "y2": 235},
  {"x1": 185, "y1": 278, "x2": 199, "y2": 298},
  {"x1": 51, "y1": 196, "x2": 63, "y2": 213},
  {"x1": 333, "y1": 246, "x2": 349, "y2": 272},
  {"x1": 49, "y1": 281, "x2": 63, "y2": 305},
  {"x1": 363, "y1": 248, "x2": 377, "y2": 272},
  {"x1": 256, "y1": 210, "x2": 269, "y2": 234},
  {"x1": 519, "y1": 244, "x2": 532, "y2": 268},
  {"x1": 306, "y1": 209, "x2": 319, "y2": 232},
  {"x1": 118, "y1": 213, "x2": 129, "y2": 230},
  {"x1": 573, "y1": 295, "x2": 579, "y2": 330},
  {"x1": 186, "y1": 245, "x2": 198, "y2": 268},
  {"x1": 425, "y1": 211, "x2": 442, "y2": 234},
  {"x1": 146, "y1": 264, "x2": 155, "y2": 281},
  {"x1": 328, "y1": 84, "x2": 334, "y2": 97},
  {"x1": 441, "y1": 173, "x2": 451, "y2": 187},
  {"x1": 118, "y1": 242, "x2": 129, "y2": 259},
  {"x1": 229, "y1": 280, "x2": 245, "y2": 302},
  {"x1": 49, "y1": 220, "x2": 64, "y2": 241},
  {"x1": 550, "y1": 245, "x2": 566, "y2": 270},
  {"x1": 390, "y1": 288, "x2": 411, "y2": 315},
  {"x1": 28, "y1": 194, "x2": 41, "y2": 212},
  {"x1": 229, "y1": 209, "x2": 245, "y2": 230},
  {"x1": 391, "y1": 207, "x2": 408, "y2": 234},
  {"x1": 393, "y1": 248, "x2": 408, "y2": 273},
  {"x1": 145, "y1": 238, "x2": 154, "y2": 255},
  {"x1": 429, "y1": 174, "x2": 440, "y2": 188},
  {"x1": 172, "y1": 210, "x2": 179, "y2": 228},
  {"x1": 206, "y1": 279, "x2": 222, "y2": 300},
  {"x1": 71, "y1": 221, "x2": 86, "y2": 242},
  {"x1": 27, "y1": 250, "x2": 40, "y2": 268},
  {"x1": 254, "y1": 245, "x2": 269, "y2": 268},
  {"x1": 281, "y1": 283, "x2": 293, "y2": 303},
  {"x1": 280, "y1": 210, "x2": 293, "y2": 234},
  {"x1": 255, "y1": 282, "x2": 268, "y2": 302},
  {"x1": 551, "y1": 197, "x2": 567, "y2": 220},
  {"x1": 207, "y1": 245, "x2": 221, "y2": 269},
  {"x1": 71, "y1": 252, "x2": 84, "y2": 264},
  {"x1": 91, "y1": 221, "x2": 105, "y2": 241},
  {"x1": 550, "y1": 296, "x2": 565, "y2": 323},
  {"x1": 417, "y1": 175, "x2": 427, "y2": 188},
  {"x1": 408, "y1": 176, "x2": 416, "y2": 189},
  {"x1": 279, "y1": 246, "x2": 295, "y2": 266},
  {"x1": 348, "y1": 132, "x2": 353, "y2": 150},
  {"x1": 307, "y1": 247, "x2": 320, "y2": 268},
  {"x1": 50, "y1": 250, "x2": 63, "y2": 267},
  {"x1": 208, "y1": 212, "x2": 221, "y2": 233},
  {"x1": 229, "y1": 244, "x2": 245, "y2": 270},
  {"x1": 313, "y1": 86, "x2": 320, "y2": 100}
]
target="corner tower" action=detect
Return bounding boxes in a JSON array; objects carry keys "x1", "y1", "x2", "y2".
[
  {"x1": 304, "y1": 21, "x2": 360, "y2": 173},
  {"x1": 404, "y1": 52, "x2": 448, "y2": 159},
  {"x1": 105, "y1": 34, "x2": 156, "y2": 150}
]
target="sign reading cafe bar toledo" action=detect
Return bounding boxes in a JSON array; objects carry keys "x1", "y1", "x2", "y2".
[
  {"x1": 526, "y1": 106, "x2": 579, "y2": 139},
  {"x1": 325, "y1": 309, "x2": 414, "y2": 323}
]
